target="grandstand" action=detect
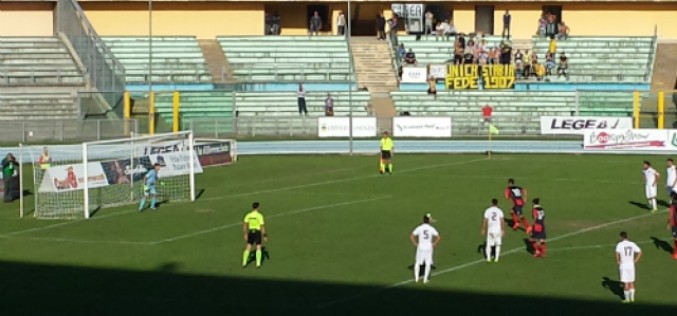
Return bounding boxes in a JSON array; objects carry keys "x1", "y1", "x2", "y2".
[
  {"x1": 0, "y1": 37, "x2": 84, "y2": 86},
  {"x1": 218, "y1": 36, "x2": 353, "y2": 82},
  {"x1": 102, "y1": 36, "x2": 211, "y2": 83}
]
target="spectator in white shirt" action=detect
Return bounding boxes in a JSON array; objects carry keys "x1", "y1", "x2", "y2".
[{"x1": 297, "y1": 84, "x2": 308, "y2": 116}]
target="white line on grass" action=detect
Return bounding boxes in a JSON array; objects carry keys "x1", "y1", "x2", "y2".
[
  {"x1": 149, "y1": 195, "x2": 392, "y2": 245},
  {"x1": 0, "y1": 209, "x2": 138, "y2": 237},
  {"x1": 199, "y1": 158, "x2": 487, "y2": 202},
  {"x1": 0, "y1": 235, "x2": 150, "y2": 246},
  {"x1": 546, "y1": 239, "x2": 655, "y2": 252},
  {"x1": 317, "y1": 209, "x2": 666, "y2": 309}
]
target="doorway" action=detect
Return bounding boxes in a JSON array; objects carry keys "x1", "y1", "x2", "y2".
[
  {"x1": 475, "y1": 5, "x2": 495, "y2": 35},
  {"x1": 307, "y1": 5, "x2": 331, "y2": 32},
  {"x1": 542, "y1": 6, "x2": 562, "y2": 24}
]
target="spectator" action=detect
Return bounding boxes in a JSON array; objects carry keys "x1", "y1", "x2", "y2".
[
  {"x1": 38, "y1": 146, "x2": 51, "y2": 171},
  {"x1": 324, "y1": 93, "x2": 334, "y2": 116},
  {"x1": 396, "y1": 43, "x2": 406, "y2": 61},
  {"x1": 264, "y1": 12, "x2": 273, "y2": 35},
  {"x1": 376, "y1": 14, "x2": 386, "y2": 40},
  {"x1": 297, "y1": 84, "x2": 308, "y2": 116},
  {"x1": 514, "y1": 49, "x2": 524, "y2": 78},
  {"x1": 424, "y1": 11, "x2": 434, "y2": 37},
  {"x1": 534, "y1": 62, "x2": 546, "y2": 81},
  {"x1": 545, "y1": 13, "x2": 558, "y2": 38},
  {"x1": 309, "y1": 11, "x2": 322, "y2": 36},
  {"x1": 502, "y1": 10, "x2": 511, "y2": 39},
  {"x1": 427, "y1": 75, "x2": 437, "y2": 97},
  {"x1": 558, "y1": 21, "x2": 570, "y2": 40},
  {"x1": 463, "y1": 40, "x2": 475, "y2": 64},
  {"x1": 524, "y1": 50, "x2": 532, "y2": 78},
  {"x1": 454, "y1": 42, "x2": 464, "y2": 65},
  {"x1": 557, "y1": 52, "x2": 569, "y2": 80},
  {"x1": 272, "y1": 12, "x2": 281, "y2": 35},
  {"x1": 435, "y1": 20, "x2": 448, "y2": 41},
  {"x1": 482, "y1": 104, "x2": 493, "y2": 124},
  {"x1": 388, "y1": 14, "x2": 399, "y2": 45},
  {"x1": 531, "y1": 51, "x2": 539, "y2": 77},
  {"x1": 404, "y1": 49, "x2": 418, "y2": 66},
  {"x1": 2, "y1": 153, "x2": 18, "y2": 203},
  {"x1": 545, "y1": 51, "x2": 556, "y2": 76},
  {"x1": 458, "y1": 33, "x2": 466, "y2": 49},
  {"x1": 337, "y1": 11, "x2": 346, "y2": 36},
  {"x1": 445, "y1": 21, "x2": 457, "y2": 41},
  {"x1": 500, "y1": 40, "x2": 512, "y2": 65},
  {"x1": 537, "y1": 14, "x2": 547, "y2": 36},
  {"x1": 548, "y1": 35, "x2": 557, "y2": 56}
]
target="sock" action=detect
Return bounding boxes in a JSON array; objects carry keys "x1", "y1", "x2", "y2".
[
  {"x1": 511, "y1": 213, "x2": 520, "y2": 227},
  {"x1": 388, "y1": 163, "x2": 393, "y2": 173},
  {"x1": 242, "y1": 250, "x2": 250, "y2": 266},
  {"x1": 540, "y1": 242, "x2": 547, "y2": 256},
  {"x1": 532, "y1": 241, "x2": 540, "y2": 254},
  {"x1": 624, "y1": 290, "x2": 630, "y2": 301},
  {"x1": 255, "y1": 249, "x2": 262, "y2": 267},
  {"x1": 485, "y1": 244, "x2": 492, "y2": 261},
  {"x1": 651, "y1": 199, "x2": 657, "y2": 209},
  {"x1": 379, "y1": 160, "x2": 385, "y2": 173},
  {"x1": 495, "y1": 245, "x2": 501, "y2": 260},
  {"x1": 423, "y1": 263, "x2": 431, "y2": 282},
  {"x1": 522, "y1": 218, "x2": 531, "y2": 230},
  {"x1": 414, "y1": 263, "x2": 420, "y2": 282},
  {"x1": 629, "y1": 289, "x2": 635, "y2": 301},
  {"x1": 151, "y1": 197, "x2": 157, "y2": 208},
  {"x1": 138, "y1": 198, "x2": 146, "y2": 210}
]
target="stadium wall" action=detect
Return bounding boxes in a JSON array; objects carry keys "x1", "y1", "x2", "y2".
[{"x1": 0, "y1": 2, "x2": 54, "y2": 36}]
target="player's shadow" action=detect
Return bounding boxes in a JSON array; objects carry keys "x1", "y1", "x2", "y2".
[
  {"x1": 658, "y1": 200, "x2": 670, "y2": 207},
  {"x1": 522, "y1": 238, "x2": 535, "y2": 254},
  {"x1": 195, "y1": 189, "x2": 205, "y2": 200},
  {"x1": 244, "y1": 247, "x2": 271, "y2": 267},
  {"x1": 601, "y1": 277, "x2": 625, "y2": 300},
  {"x1": 628, "y1": 201, "x2": 650, "y2": 210},
  {"x1": 406, "y1": 264, "x2": 437, "y2": 279},
  {"x1": 650, "y1": 236, "x2": 674, "y2": 254}
]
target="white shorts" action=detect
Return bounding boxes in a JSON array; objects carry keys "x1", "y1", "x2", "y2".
[
  {"x1": 619, "y1": 265, "x2": 635, "y2": 283},
  {"x1": 486, "y1": 231, "x2": 502, "y2": 247},
  {"x1": 415, "y1": 248, "x2": 433, "y2": 265},
  {"x1": 645, "y1": 184, "x2": 657, "y2": 198}
]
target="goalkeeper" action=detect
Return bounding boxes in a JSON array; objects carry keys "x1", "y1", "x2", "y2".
[{"x1": 139, "y1": 163, "x2": 161, "y2": 211}]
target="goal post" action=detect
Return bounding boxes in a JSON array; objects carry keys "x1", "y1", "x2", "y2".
[{"x1": 26, "y1": 131, "x2": 201, "y2": 219}]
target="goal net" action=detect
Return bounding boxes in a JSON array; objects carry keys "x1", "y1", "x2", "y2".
[{"x1": 26, "y1": 131, "x2": 202, "y2": 219}]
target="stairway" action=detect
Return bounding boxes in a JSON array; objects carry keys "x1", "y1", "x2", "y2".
[
  {"x1": 650, "y1": 42, "x2": 677, "y2": 91},
  {"x1": 350, "y1": 37, "x2": 399, "y2": 132},
  {"x1": 198, "y1": 39, "x2": 234, "y2": 83}
]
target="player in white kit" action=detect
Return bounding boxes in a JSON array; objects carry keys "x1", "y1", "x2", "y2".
[
  {"x1": 481, "y1": 199, "x2": 506, "y2": 262},
  {"x1": 666, "y1": 158, "x2": 676, "y2": 197},
  {"x1": 410, "y1": 213, "x2": 441, "y2": 284},
  {"x1": 643, "y1": 161, "x2": 660, "y2": 212},
  {"x1": 615, "y1": 231, "x2": 642, "y2": 303}
]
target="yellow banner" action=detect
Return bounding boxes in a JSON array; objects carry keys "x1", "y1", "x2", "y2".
[{"x1": 445, "y1": 64, "x2": 515, "y2": 90}]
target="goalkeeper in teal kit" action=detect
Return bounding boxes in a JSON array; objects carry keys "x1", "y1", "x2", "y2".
[{"x1": 139, "y1": 163, "x2": 161, "y2": 211}]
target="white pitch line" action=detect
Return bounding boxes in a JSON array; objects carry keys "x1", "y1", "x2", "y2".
[
  {"x1": 149, "y1": 195, "x2": 392, "y2": 245},
  {"x1": 0, "y1": 235, "x2": 150, "y2": 246},
  {"x1": 1, "y1": 209, "x2": 138, "y2": 237},
  {"x1": 317, "y1": 209, "x2": 666, "y2": 309},
  {"x1": 546, "y1": 239, "x2": 655, "y2": 252},
  {"x1": 199, "y1": 158, "x2": 487, "y2": 202}
]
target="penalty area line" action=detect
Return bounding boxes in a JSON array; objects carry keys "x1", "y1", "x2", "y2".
[
  {"x1": 149, "y1": 195, "x2": 393, "y2": 245},
  {"x1": 316, "y1": 209, "x2": 665, "y2": 309}
]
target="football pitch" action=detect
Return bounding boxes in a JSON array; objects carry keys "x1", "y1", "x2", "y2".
[{"x1": 1, "y1": 153, "x2": 676, "y2": 315}]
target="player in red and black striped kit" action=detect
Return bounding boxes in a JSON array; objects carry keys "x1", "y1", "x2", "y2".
[
  {"x1": 529, "y1": 198, "x2": 546, "y2": 258},
  {"x1": 668, "y1": 191, "x2": 677, "y2": 259},
  {"x1": 504, "y1": 178, "x2": 531, "y2": 233}
]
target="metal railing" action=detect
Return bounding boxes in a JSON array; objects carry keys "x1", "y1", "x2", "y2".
[
  {"x1": 56, "y1": 0, "x2": 126, "y2": 107},
  {"x1": 0, "y1": 119, "x2": 139, "y2": 143}
]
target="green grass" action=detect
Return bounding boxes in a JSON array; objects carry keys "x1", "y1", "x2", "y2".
[{"x1": 0, "y1": 154, "x2": 676, "y2": 315}]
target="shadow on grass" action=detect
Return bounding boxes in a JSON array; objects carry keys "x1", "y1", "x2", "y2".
[
  {"x1": 628, "y1": 201, "x2": 650, "y2": 210},
  {"x1": 601, "y1": 276, "x2": 625, "y2": 300},
  {"x1": 0, "y1": 260, "x2": 674, "y2": 316},
  {"x1": 650, "y1": 236, "x2": 674, "y2": 254},
  {"x1": 244, "y1": 246, "x2": 271, "y2": 267}
]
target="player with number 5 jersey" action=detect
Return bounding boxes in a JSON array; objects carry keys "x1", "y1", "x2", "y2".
[
  {"x1": 410, "y1": 213, "x2": 441, "y2": 284},
  {"x1": 481, "y1": 199, "x2": 506, "y2": 262},
  {"x1": 615, "y1": 231, "x2": 642, "y2": 303}
]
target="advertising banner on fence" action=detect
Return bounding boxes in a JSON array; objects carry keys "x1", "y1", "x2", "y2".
[
  {"x1": 318, "y1": 117, "x2": 377, "y2": 138},
  {"x1": 195, "y1": 140, "x2": 235, "y2": 167},
  {"x1": 39, "y1": 162, "x2": 109, "y2": 193},
  {"x1": 393, "y1": 117, "x2": 453, "y2": 138},
  {"x1": 540, "y1": 116, "x2": 633, "y2": 135},
  {"x1": 428, "y1": 65, "x2": 447, "y2": 79},
  {"x1": 583, "y1": 129, "x2": 677, "y2": 151},
  {"x1": 101, "y1": 157, "x2": 149, "y2": 185},
  {"x1": 149, "y1": 151, "x2": 204, "y2": 177},
  {"x1": 401, "y1": 67, "x2": 427, "y2": 83},
  {"x1": 445, "y1": 64, "x2": 515, "y2": 90}
]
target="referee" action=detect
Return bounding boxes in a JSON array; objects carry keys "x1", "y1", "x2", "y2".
[
  {"x1": 242, "y1": 202, "x2": 267, "y2": 268},
  {"x1": 380, "y1": 131, "x2": 394, "y2": 174}
]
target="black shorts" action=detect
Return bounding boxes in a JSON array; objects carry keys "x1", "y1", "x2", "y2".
[
  {"x1": 247, "y1": 230, "x2": 262, "y2": 245},
  {"x1": 512, "y1": 205, "x2": 524, "y2": 216},
  {"x1": 381, "y1": 150, "x2": 392, "y2": 160},
  {"x1": 672, "y1": 226, "x2": 677, "y2": 239},
  {"x1": 531, "y1": 223, "x2": 546, "y2": 240}
]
